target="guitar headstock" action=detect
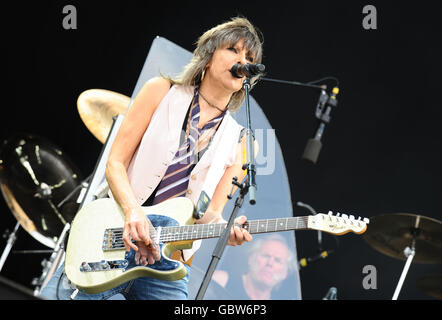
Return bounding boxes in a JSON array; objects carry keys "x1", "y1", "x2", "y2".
[{"x1": 307, "y1": 211, "x2": 369, "y2": 235}]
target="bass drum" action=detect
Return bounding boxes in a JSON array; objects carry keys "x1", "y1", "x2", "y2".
[{"x1": 0, "y1": 133, "x2": 83, "y2": 248}]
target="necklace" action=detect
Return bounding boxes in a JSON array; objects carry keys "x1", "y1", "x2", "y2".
[{"x1": 199, "y1": 90, "x2": 228, "y2": 113}]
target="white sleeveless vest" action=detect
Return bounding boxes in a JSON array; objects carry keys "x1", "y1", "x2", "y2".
[{"x1": 124, "y1": 85, "x2": 243, "y2": 260}]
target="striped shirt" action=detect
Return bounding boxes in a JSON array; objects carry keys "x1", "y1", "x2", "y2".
[{"x1": 144, "y1": 87, "x2": 226, "y2": 206}]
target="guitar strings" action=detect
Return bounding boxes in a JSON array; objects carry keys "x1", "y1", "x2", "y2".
[
  {"x1": 112, "y1": 218, "x2": 310, "y2": 242},
  {"x1": 106, "y1": 217, "x2": 311, "y2": 248},
  {"x1": 104, "y1": 215, "x2": 362, "y2": 251}
]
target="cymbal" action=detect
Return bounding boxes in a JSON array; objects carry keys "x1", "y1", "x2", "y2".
[
  {"x1": 363, "y1": 213, "x2": 442, "y2": 264},
  {"x1": 416, "y1": 274, "x2": 442, "y2": 299},
  {"x1": 77, "y1": 89, "x2": 130, "y2": 144},
  {"x1": 0, "y1": 133, "x2": 83, "y2": 248}
]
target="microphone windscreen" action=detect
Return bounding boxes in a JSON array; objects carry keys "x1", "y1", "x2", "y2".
[{"x1": 302, "y1": 138, "x2": 322, "y2": 164}]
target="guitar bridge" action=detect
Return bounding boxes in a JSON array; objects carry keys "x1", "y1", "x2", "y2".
[
  {"x1": 102, "y1": 228, "x2": 125, "y2": 251},
  {"x1": 102, "y1": 227, "x2": 160, "y2": 251},
  {"x1": 80, "y1": 259, "x2": 128, "y2": 272}
]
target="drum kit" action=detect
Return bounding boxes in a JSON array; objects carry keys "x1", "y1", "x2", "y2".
[
  {"x1": 0, "y1": 89, "x2": 130, "y2": 295},
  {"x1": 0, "y1": 88, "x2": 441, "y2": 299}
]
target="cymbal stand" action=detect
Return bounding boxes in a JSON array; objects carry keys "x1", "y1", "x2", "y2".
[
  {"x1": 33, "y1": 222, "x2": 70, "y2": 296},
  {"x1": 32, "y1": 114, "x2": 124, "y2": 297},
  {"x1": 392, "y1": 245, "x2": 415, "y2": 300},
  {"x1": 33, "y1": 178, "x2": 92, "y2": 296},
  {"x1": 392, "y1": 216, "x2": 420, "y2": 300},
  {"x1": 0, "y1": 221, "x2": 20, "y2": 272}
]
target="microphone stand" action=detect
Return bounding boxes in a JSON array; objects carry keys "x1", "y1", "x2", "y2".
[
  {"x1": 260, "y1": 76, "x2": 339, "y2": 164},
  {"x1": 195, "y1": 77, "x2": 257, "y2": 300},
  {"x1": 260, "y1": 77, "x2": 325, "y2": 90},
  {"x1": 242, "y1": 77, "x2": 257, "y2": 204}
]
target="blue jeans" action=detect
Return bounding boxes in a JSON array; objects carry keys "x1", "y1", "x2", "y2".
[
  {"x1": 40, "y1": 259, "x2": 190, "y2": 300},
  {"x1": 40, "y1": 214, "x2": 191, "y2": 300}
]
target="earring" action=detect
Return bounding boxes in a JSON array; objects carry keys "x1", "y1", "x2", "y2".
[{"x1": 201, "y1": 68, "x2": 206, "y2": 82}]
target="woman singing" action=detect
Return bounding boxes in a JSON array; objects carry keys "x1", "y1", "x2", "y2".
[{"x1": 41, "y1": 16, "x2": 263, "y2": 300}]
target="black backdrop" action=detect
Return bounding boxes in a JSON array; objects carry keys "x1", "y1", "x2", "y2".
[{"x1": 1, "y1": 1, "x2": 441, "y2": 300}]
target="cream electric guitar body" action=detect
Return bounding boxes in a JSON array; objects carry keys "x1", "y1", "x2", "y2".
[{"x1": 65, "y1": 197, "x2": 368, "y2": 294}]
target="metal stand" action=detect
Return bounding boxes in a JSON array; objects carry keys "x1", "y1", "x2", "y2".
[
  {"x1": 33, "y1": 223, "x2": 70, "y2": 296},
  {"x1": 195, "y1": 178, "x2": 249, "y2": 300},
  {"x1": 242, "y1": 78, "x2": 257, "y2": 205},
  {"x1": 32, "y1": 178, "x2": 91, "y2": 295},
  {"x1": 0, "y1": 181, "x2": 88, "y2": 295},
  {"x1": 0, "y1": 221, "x2": 20, "y2": 272},
  {"x1": 31, "y1": 114, "x2": 125, "y2": 297},
  {"x1": 392, "y1": 215, "x2": 420, "y2": 300},
  {"x1": 392, "y1": 245, "x2": 415, "y2": 300},
  {"x1": 195, "y1": 77, "x2": 257, "y2": 300}
]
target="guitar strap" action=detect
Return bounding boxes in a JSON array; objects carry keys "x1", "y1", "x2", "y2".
[
  {"x1": 182, "y1": 115, "x2": 243, "y2": 263},
  {"x1": 195, "y1": 114, "x2": 239, "y2": 219}
]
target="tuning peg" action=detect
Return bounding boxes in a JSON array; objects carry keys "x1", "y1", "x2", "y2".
[
  {"x1": 349, "y1": 215, "x2": 355, "y2": 220},
  {"x1": 357, "y1": 217, "x2": 362, "y2": 221},
  {"x1": 328, "y1": 211, "x2": 333, "y2": 216},
  {"x1": 341, "y1": 213, "x2": 349, "y2": 219},
  {"x1": 336, "y1": 212, "x2": 341, "y2": 217},
  {"x1": 363, "y1": 218, "x2": 370, "y2": 224}
]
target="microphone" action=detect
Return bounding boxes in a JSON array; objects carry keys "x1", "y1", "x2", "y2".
[
  {"x1": 302, "y1": 87, "x2": 339, "y2": 164},
  {"x1": 230, "y1": 63, "x2": 265, "y2": 79},
  {"x1": 299, "y1": 249, "x2": 334, "y2": 268}
]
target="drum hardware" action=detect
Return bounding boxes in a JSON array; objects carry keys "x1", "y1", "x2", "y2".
[
  {"x1": 32, "y1": 223, "x2": 70, "y2": 296},
  {"x1": 33, "y1": 85, "x2": 130, "y2": 294},
  {"x1": 0, "y1": 133, "x2": 86, "y2": 295},
  {"x1": 34, "y1": 88, "x2": 126, "y2": 298},
  {"x1": 0, "y1": 133, "x2": 84, "y2": 248},
  {"x1": 0, "y1": 88, "x2": 129, "y2": 294},
  {"x1": 0, "y1": 222, "x2": 20, "y2": 272},
  {"x1": 392, "y1": 241, "x2": 415, "y2": 300},
  {"x1": 363, "y1": 213, "x2": 442, "y2": 299},
  {"x1": 33, "y1": 174, "x2": 93, "y2": 296},
  {"x1": 12, "y1": 250, "x2": 54, "y2": 254}
]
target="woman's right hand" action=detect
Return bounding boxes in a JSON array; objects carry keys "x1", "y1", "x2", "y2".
[{"x1": 122, "y1": 206, "x2": 160, "y2": 265}]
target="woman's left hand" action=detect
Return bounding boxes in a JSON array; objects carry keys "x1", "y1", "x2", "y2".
[{"x1": 226, "y1": 215, "x2": 252, "y2": 246}]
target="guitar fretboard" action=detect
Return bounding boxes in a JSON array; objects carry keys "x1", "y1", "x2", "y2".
[
  {"x1": 160, "y1": 216, "x2": 309, "y2": 242},
  {"x1": 104, "y1": 216, "x2": 309, "y2": 250}
]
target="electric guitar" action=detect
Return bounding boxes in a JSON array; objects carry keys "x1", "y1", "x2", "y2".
[{"x1": 65, "y1": 197, "x2": 369, "y2": 294}]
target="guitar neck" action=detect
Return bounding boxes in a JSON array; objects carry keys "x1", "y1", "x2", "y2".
[
  {"x1": 159, "y1": 216, "x2": 309, "y2": 243},
  {"x1": 104, "y1": 214, "x2": 367, "y2": 250}
]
